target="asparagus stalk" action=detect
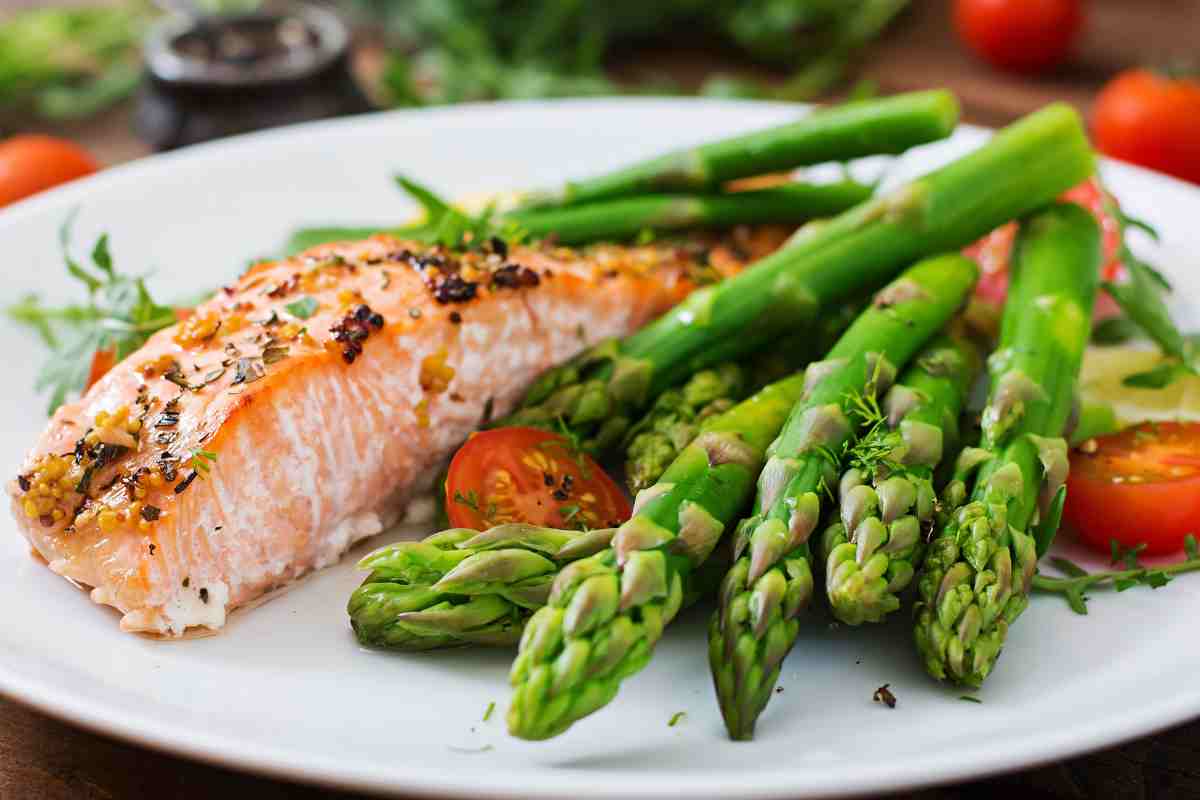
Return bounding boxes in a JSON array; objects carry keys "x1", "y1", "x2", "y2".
[
  {"x1": 502, "y1": 103, "x2": 1094, "y2": 453},
  {"x1": 507, "y1": 369, "x2": 810, "y2": 740},
  {"x1": 350, "y1": 525, "x2": 732, "y2": 651},
  {"x1": 286, "y1": 181, "x2": 871, "y2": 254},
  {"x1": 624, "y1": 307, "x2": 863, "y2": 491},
  {"x1": 821, "y1": 326, "x2": 982, "y2": 626},
  {"x1": 506, "y1": 182, "x2": 873, "y2": 245},
  {"x1": 516, "y1": 90, "x2": 959, "y2": 209},
  {"x1": 624, "y1": 363, "x2": 751, "y2": 492},
  {"x1": 709, "y1": 254, "x2": 979, "y2": 741},
  {"x1": 349, "y1": 525, "x2": 617, "y2": 651},
  {"x1": 913, "y1": 202, "x2": 1101, "y2": 687}
]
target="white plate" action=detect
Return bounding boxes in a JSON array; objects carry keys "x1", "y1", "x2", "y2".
[{"x1": 2, "y1": 99, "x2": 1199, "y2": 800}]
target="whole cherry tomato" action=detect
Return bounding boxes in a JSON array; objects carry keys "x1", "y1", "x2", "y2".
[
  {"x1": 1092, "y1": 69, "x2": 1200, "y2": 185},
  {"x1": 0, "y1": 134, "x2": 99, "y2": 208},
  {"x1": 954, "y1": 0, "x2": 1083, "y2": 74}
]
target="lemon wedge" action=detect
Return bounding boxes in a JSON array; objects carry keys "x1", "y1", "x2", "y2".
[{"x1": 1079, "y1": 345, "x2": 1200, "y2": 426}]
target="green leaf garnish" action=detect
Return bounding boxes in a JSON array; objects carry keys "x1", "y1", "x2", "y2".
[
  {"x1": 1122, "y1": 360, "x2": 1195, "y2": 389},
  {"x1": 189, "y1": 448, "x2": 218, "y2": 476},
  {"x1": 1034, "y1": 536, "x2": 1200, "y2": 614},
  {"x1": 453, "y1": 490, "x2": 480, "y2": 511},
  {"x1": 9, "y1": 214, "x2": 179, "y2": 413},
  {"x1": 1091, "y1": 316, "x2": 1140, "y2": 345},
  {"x1": 285, "y1": 296, "x2": 320, "y2": 320}
]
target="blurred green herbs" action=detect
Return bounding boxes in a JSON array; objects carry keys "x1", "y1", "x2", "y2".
[
  {"x1": 0, "y1": 4, "x2": 153, "y2": 121},
  {"x1": 356, "y1": 0, "x2": 909, "y2": 106}
]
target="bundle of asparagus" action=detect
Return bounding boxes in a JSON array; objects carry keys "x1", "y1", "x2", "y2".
[
  {"x1": 708, "y1": 254, "x2": 979, "y2": 740},
  {"x1": 502, "y1": 101, "x2": 1093, "y2": 453},
  {"x1": 341, "y1": 95, "x2": 1115, "y2": 745}
]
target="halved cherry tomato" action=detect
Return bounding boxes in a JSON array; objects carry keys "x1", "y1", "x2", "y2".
[
  {"x1": 84, "y1": 347, "x2": 117, "y2": 391},
  {"x1": 954, "y1": 0, "x2": 1082, "y2": 74},
  {"x1": 1064, "y1": 422, "x2": 1200, "y2": 556},
  {"x1": 1092, "y1": 69, "x2": 1200, "y2": 185},
  {"x1": 445, "y1": 427, "x2": 631, "y2": 531},
  {"x1": 0, "y1": 134, "x2": 99, "y2": 208}
]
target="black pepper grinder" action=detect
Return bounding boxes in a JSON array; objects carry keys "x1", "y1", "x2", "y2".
[{"x1": 137, "y1": 3, "x2": 372, "y2": 151}]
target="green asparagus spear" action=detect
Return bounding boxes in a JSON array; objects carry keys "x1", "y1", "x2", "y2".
[
  {"x1": 624, "y1": 363, "x2": 751, "y2": 492},
  {"x1": 502, "y1": 103, "x2": 1094, "y2": 454},
  {"x1": 821, "y1": 327, "x2": 982, "y2": 626},
  {"x1": 623, "y1": 307, "x2": 863, "y2": 491},
  {"x1": 913, "y1": 202, "x2": 1101, "y2": 688},
  {"x1": 507, "y1": 369, "x2": 810, "y2": 739},
  {"x1": 516, "y1": 90, "x2": 959, "y2": 209},
  {"x1": 350, "y1": 525, "x2": 730, "y2": 651},
  {"x1": 349, "y1": 525, "x2": 617, "y2": 651},
  {"x1": 505, "y1": 256, "x2": 976, "y2": 741},
  {"x1": 508, "y1": 182, "x2": 873, "y2": 245},
  {"x1": 710, "y1": 253, "x2": 979, "y2": 741},
  {"x1": 285, "y1": 181, "x2": 872, "y2": 255}
]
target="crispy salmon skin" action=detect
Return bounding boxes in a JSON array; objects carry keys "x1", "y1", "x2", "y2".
[{"x1": 8, "y1": 230, "x2": 786, "y2": 635}]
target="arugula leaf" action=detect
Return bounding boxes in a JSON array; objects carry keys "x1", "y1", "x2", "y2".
[{"x1": 8, "y1": 214, "x2": 177, "y2": 413}]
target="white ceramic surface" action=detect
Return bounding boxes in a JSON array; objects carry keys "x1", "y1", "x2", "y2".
[{"x1": 1, "y1": 99, "x2": 1198, "y2": 800}]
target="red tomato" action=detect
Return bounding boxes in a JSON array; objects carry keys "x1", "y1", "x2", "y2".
[
  {"x1": 962, "y1": 179, "x2": 1123, "y2": 319},
  {"x1": 0, "y1": 135, "x2": 99, "y2": 208},
  {"x1": 954, "y1": 0, "x2": 1082, "y2": 74},
  {"x1": 445, "y1": 427, "x2": 631, "y2": 531},
  {"x1": 1065, "y1": 422, "x2": 1200, "y2": 556},
  {"x1": 84, "y1": 347, "x2": 116, "y2": 391},
  {"x1": 1092, "y1": 69, "x2": 1200, "y2": 185}
]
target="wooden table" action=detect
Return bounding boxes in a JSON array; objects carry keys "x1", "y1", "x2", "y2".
[{"x1": 5, "y1": 1, "x2": 1200, "y2": 797}]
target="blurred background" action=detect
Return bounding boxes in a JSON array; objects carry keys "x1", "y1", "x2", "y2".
[{"x1": 0, "y1": 0, "x2": 1197, "y2": 202}]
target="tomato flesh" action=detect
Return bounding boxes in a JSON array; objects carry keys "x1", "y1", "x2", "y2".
[
  {"x1": 445, "y1": 427, "x2": 631, "y2": 531},
  {"x1": 1065, "y1": 422, "x2": 1200, "y2": 556}
]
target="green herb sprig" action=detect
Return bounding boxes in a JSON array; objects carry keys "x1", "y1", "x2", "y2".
[
  {"x1": 8, "y1": 213, "x2": 177, "y2": 413},
  {"x1": 1099, "y1": 203, "x2": 1199, "y2": 388},
  {"x1": 1033, "y1": 536, "x2": 1200, "y2": 615}
]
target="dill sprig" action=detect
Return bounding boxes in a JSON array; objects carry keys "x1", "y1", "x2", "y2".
[{"x1": 842, "y1": 384, "x2": 901, "y2": 480}]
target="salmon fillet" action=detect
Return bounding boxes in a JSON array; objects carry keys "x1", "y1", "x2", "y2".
[{"x1": 8, "y1": 229, "x2": 787, "y2": 635}]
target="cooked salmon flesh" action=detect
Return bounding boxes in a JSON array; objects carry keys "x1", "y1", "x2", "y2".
[{"x1": 7, "y1": 230, "x2": 785, "y2": 635}]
